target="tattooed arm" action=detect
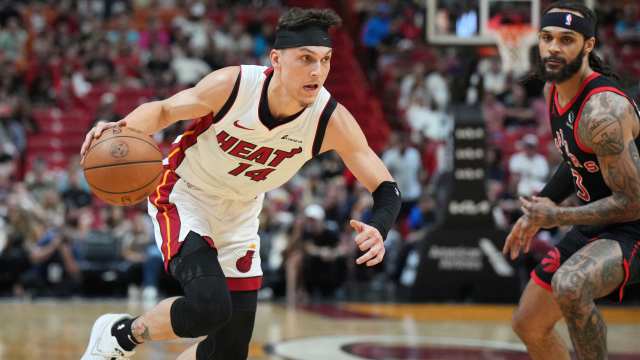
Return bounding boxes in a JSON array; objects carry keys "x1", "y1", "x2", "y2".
[{"x1": 525, "y1": 91, "x2": 640, "y2": 227}]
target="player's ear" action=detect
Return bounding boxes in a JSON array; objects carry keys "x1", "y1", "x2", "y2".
[
  {"x1": 584, "y1": 36, "x2": 596, "y2": 54},
  {"x1": 270, "y1": 49, "x2": 282, "y2": 69}
]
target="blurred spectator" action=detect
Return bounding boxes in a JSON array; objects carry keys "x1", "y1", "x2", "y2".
[
  {"x1": 406, "y1": 195, "x2": 437, "y2": 243},
  {"x1": 299, "y1": 204, "x2": 347, "y2": 299},
  {"x1": 426, "y1": 59, "x2": 451, "y2": 110},
  {"x1": 361, "y1": 3, "x2": 391, "y2": 75},
  {"x1": 145, "y1": 45, "x2": 174, "y2": 87},
  {"x1": 481, "y1": 57, "x2": 508, "y2": 96},
  {"x1": 0, "y1": 198, "x2": 39, "y2": 296},
  {"x1": 392, "y1": 194, "x2": 436, "y2": 282},
  {"x1": 0, "y1": 153, "x2": 14, "y2": 211},
  {"x1": 382, "y1": 133, "x2": 423, "y2": 221},
  {"x1": 25, "y1": 157, "x2": 57, "y2": 202},
  {"x1": 486, "y1": 146, "x2": 506, "y2": 203},
  {"x1": 22, "y1": 223, "x2": 81, "y2": 297},
  {"x1": 171, "y1": 46, "x2": 211, "y2": 86},
  {"x1": 139, "y1": 18, "x2": 171, "y2": 50},
  {"x1": 406, "y1": 94, "x2": 452, "y2": 142},
  {"x1": 173, "y1": 2, "x2": 210, "y2": 51},
  {"x1": 399, "y1": 63, "x2": 426, "y2": 111},
  {"x1": 57, "y1": 155, "x2": 90, "y2": 193},
  {"x1": 91, "y1": 92, "x2": 121, "y2": 126},
  {"x1": 121, "y1": 213, "x2": 162, "y2": 302},
  {"x1": 614, "y1": 4, "x2": 640, "y2": 41},
  {"x1": 481, "y1": 91, "x2": 506, "y2": 144},
  {"x1": 0, "y1": 16, "x2": 27, "y2": 60},
  {"x1": 503, "y1": 82, "x2": 538, "y2": 128},
  {"x1": 61, "y1": 171, "x2": 92, "y2": 210},
  {"x1": 508, "y1": 134, "x2": 549, "y2": 197}
]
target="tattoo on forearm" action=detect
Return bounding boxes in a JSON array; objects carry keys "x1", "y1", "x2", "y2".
[{"x1": 558, "y1": 91, "x2": 640, "y2": 226}]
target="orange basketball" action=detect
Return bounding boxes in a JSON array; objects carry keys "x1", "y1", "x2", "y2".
[{"x1": 82, "y1": 126, "x2": 163, "y2": 206}]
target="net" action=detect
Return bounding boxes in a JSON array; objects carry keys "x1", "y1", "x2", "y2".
[{"x1": 491, "y1": 25, "x2": 538, "y2": 77}]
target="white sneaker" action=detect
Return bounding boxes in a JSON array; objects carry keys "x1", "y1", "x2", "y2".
[{"x1": 81, "y1": 313, "x2": 136, "y2": 359}]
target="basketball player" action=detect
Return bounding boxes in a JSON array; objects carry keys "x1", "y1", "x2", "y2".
[
  {"x1": 503, "y1": 2, "x2": 640, "y2": 359},
  {"x1": 79, "y1": 8, "x2": 401, "y2": 360}
]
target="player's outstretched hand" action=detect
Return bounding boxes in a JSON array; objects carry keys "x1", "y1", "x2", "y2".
[
  {"x1": 502, "y1": 215, "x2": 540, "y2": 260},
  {"x1": 350, "y1": 219, "x2": 385, "y2": 267},
  {"x1": 80, "y1": 120, "x2": 127, "y2": 163}
]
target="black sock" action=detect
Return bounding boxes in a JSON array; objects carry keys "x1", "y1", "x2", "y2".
[{"x1": 111, "y1": 317, "x2": 141, "y2": 351}]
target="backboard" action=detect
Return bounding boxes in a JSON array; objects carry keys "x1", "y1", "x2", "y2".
[{"x1": 426, "y1": 0, "x2": 595, "y2": 45}]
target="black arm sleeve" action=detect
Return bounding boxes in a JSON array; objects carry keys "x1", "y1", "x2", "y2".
[
  {"x1": 368, "y1": 181, "x2": 402, "y2": 240},
  {"x1": 538, "y1": 162, "x2": 574, "y2": 203}
]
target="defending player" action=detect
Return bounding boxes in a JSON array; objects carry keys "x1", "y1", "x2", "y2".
[
  {"x1": 80, "y1": 8, "x2": 401, "y2": 360},
  {"x1": 503, "y1": 2, "x2": 640, "y2": 359}
]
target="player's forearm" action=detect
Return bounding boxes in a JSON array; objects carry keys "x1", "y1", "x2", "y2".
[
  {"x1": 555, "y1": 193, "x2": 640, "y2": 226},
  {"x1": 539, "y1": 162, "x2": 574, "y2": 203},
  {"x1": 123, "y1": 101, "x2": 172, "y2": 135}
]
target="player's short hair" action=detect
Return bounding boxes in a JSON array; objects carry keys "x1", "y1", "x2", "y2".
[{"x1": 276, "y1": 8, "x2": 342, "y2": 32}]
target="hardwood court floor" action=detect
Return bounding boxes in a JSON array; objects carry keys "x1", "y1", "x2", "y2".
[{"x1": 0, "y1": 299, "x2": 639, "y2": 359}]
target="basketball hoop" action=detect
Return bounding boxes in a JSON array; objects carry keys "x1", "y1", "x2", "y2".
[{"x1": 490, "y1": 25, "x2": 538, "y2": 77}]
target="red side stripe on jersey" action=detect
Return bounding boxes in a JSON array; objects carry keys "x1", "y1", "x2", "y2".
[
  {"x1": 554, "y1": 72, "x2": 600, "y2": 116},
  {"x1": 167, "y1": 113, "x2": 216, "y2": 170},
  {"x1": 149, "y1": 169, "x2": 181, "y2": 267},
  {"x1": 573, "y1": 87, "x2": 628, "y2": 154},
  {"x1": 148, "y1": 71, "x2": 240, "y2": 271}
]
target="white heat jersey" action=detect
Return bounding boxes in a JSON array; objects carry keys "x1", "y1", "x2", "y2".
[{"x1": 166, "y1": 65, "x2": 337, "y2": 200}]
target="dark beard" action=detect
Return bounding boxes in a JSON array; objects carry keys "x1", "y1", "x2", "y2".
[{"x1": 537, "y1": 48, "x2": 585, "y2": 83}]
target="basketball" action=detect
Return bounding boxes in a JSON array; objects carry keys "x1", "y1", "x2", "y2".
[{"x1": 82, "y1": 126, "x2": 163, "y2": 206}]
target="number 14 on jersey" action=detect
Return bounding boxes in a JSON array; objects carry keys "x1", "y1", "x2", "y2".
[{"x1": 229, "y1": 163, "x2": 276, "y2": 181}]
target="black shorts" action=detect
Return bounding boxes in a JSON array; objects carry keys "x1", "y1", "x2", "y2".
[{"x1": 532, "y1": 223, "x2": 640, "y2": 302}]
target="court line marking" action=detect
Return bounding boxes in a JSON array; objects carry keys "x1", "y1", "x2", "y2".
[{"x1": 267, "y1": 334, "x2": 527, "y2": 360}]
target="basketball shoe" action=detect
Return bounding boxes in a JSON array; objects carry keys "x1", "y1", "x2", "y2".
[{"x1": 81, "y1": 313, "x2": 136, "y2": 359}]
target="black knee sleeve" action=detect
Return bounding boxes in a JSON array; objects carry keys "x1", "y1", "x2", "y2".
[
  {"x1": 169, "y1": 232, "x2": 232, "y2": 338},
  {"x1": 196, "y1": 291, "x2": 258, "y2": 360}
]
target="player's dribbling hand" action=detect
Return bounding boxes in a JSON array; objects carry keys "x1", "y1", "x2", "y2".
[
  {"x1": 350, "y1": 219, "x2": 385, "y2": 267},
  {"x1": 502, "y1": 214, "x2": 540, "y2": 260},
  {"x1": 80, "y1": 120, "x2": 127, "y2": 163}
]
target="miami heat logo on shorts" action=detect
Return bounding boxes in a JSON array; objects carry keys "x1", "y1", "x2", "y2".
[
  {"x1": 236, "y1": 243, "x2": 257, "y2": 273},
  {"x1": 110, "y1": 142, "x2": 129, "y2": 158}
]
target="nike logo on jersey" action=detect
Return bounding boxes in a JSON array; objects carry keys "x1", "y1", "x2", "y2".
[
  {"x1": 233, "y1": 120, "x2": 254, "y2": 131},
  {"x1": 281, "y1": 134, "x2": 303, "y2": 144}
]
